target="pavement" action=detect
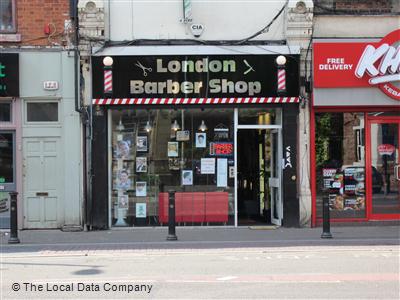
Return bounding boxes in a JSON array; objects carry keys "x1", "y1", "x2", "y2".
[{"x1": 1, "y1": 225, "x2": 399, "y2": 254}]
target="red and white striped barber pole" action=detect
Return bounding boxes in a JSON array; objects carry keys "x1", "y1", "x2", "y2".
[
  {"x1": 277, "y1": 68, "x2": 286, "y2": 93},
  {"x1": 104, "y1": 69, "x2": 113, "y2": 94}
]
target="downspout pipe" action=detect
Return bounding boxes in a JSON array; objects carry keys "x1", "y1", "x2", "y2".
[
  {"x1": 70, "y1": 0, "x2": 89, "y2": 229},
  {"x1": 70, "y1": 0, "x2": 80, "y2": 113}
]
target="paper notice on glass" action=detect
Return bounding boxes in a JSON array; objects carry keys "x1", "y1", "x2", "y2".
[
  {"x1": 201, "y1": 158, "x2": 215, "y2": 174},
  {"x1": 217, "y1": 158, "x2": 228, "y2": 187}
]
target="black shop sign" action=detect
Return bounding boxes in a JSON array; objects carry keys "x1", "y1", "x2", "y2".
[
  {"x1": 92, "y1": 55, "x2": 299, "y2": 98},
  {"x1": 0, "y1": 53, "x2": 19, "y2": 97}
]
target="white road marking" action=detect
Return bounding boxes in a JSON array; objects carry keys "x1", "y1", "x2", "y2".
[{"x1": 216, "y1": 276, "x2": 237, "y2": 281}]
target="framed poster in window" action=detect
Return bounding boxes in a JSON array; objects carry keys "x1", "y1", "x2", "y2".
[
  {"x1": 136, "y1": 136, "x2": 148, "y2": 152},
  {"x1": 168, "y1": 142, "x2": 179, "y2": 157}
]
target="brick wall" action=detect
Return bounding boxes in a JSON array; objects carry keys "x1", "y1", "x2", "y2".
[
  {"x1": 8, "y1": 0, "x2": 70, "y2": 46},
  {"x1": 314, "y1": 0, "x2": 396, "y2": 14}
]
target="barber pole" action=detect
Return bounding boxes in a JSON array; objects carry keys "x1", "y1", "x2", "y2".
[
  {"x1": 277, "y1": 68, "x2": 286, "y2": 92},
  {"x1": 104, "y1": 69, "x2": 113, "y2": 94}
]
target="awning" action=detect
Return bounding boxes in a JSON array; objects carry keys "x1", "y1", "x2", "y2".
[{"x1": 92, "y1": 97, "x2": 299, "y2": 105}]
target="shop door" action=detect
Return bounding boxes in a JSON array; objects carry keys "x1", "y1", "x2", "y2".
[
  {"x1": 237, "y1": 128, "x2": 282, "y2": 225},
  {"x1": 23, "y1": 137, "x2": 63, "y2": 228},
  {"x1": 367, "y1": 118, "x2": 400, "y2": 220},
  {"x1": 269, "y1": 129, "x2": 283, "y2": 226}
]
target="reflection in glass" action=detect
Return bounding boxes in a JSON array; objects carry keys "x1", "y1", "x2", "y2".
[
  {"x1": 315, "y1": 113, "x2": 366, "y2": 219},
  {"x1": 110, "y1": 108, "x2": 236, "y2": 227},
  {"x1": 238, "y1": 108, "x2": 281, "y2": 125},
  {"x1": 370, "y1": 123, "x2": 399, "y2": 215},
  {"x1": 0, "y1": 133, "x2": 13, "y2": 183},
  {"x1": 0, "y1": 102, "x2": 11, "y2": 122}
]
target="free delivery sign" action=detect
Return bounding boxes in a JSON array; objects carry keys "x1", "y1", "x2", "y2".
[{"x1": 313, "y1": 29, "x2": 400, "y2": 101}]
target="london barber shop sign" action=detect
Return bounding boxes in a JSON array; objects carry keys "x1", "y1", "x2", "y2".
[
  {"x1": 92, "y1": 54, "x2": 299, "y2": 101},
  {"x1": 313, "y1": 29, "x2": 400, "y2": 101}
]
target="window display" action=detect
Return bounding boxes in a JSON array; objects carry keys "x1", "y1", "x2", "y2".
[
  {"x1": 315, "y1": 113, "x2": 366, "y2": 219},
  {"x1": 110, "y1": 108, "x2": 236, "y2": 227}
]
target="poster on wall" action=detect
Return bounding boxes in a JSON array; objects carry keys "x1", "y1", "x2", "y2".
[
  {"x1": 176, "y1": 130, "x2": 190, "y2": 141},
  {"x1": 168, "y1": 142, "x2": 179, "y2": 157},
  {"x1": 118, "y1": 195, "x2": 129, "y2": 209},
  {"x1": 136, "y1": 203, "x2": 147, "y2": 218},
  {"x1": 136, "y1": 181, "x2": 147, "y2": 197},
  {"x1": 136, "y1": 157, "x2": 147, "y2": 173},
  {"x1": 201, "y1": 158, "x2": 215, "y2": 174},
  {"x1": 168, "y1": 158, "x2": 180, "y2": 170},
  {"x1": 114, "y1": 133, "x2": 134, "y2": 160},
  {"x1": 136, "y1": 136, "x2": 148, "y2": 152},
  {"x1": 217, "y1": 158, "x2": 228, "y2": 187},
  {"x1": 195, "y1": 133, "x2": 206, "y2": 148},
  {"x1": 115, "y1": 168, "x2": 133, "y2": 190},
  {"x1": 182, "y1": 170, "x2": 193, "y2": 185}
]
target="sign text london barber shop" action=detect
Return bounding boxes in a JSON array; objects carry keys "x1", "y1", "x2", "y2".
[
  {"x1": 92, "y1": 55, "x2": 299, "y2": 98},
  {"x1": 131, "y1": 58, "x2": 261, "y2": 96}
]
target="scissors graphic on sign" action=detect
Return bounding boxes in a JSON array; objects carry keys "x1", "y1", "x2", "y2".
[
  {"x1": 135, "y1": 61, "x2": 152, "y2": 76},
  {"x1": 243, "y1": 60, "x2": 255, "y2": 75}
]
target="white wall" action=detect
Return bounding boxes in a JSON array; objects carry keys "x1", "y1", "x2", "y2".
[
  {"x1": 314, "y1": 15, "x2": 400, "y2": 38},
  {"x1": 107, "y1": 0, "x2": 287, "y2": 41}
]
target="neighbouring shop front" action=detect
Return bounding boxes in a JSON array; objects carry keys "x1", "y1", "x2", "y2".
[
  {"x1": 311, "y1": 30, "x2": 400, "y2": 225},
  {"x1": 0, "y1": 53, "x2": 19, "y2": 229},
  {"x1": 90, "y1": 46, "x2": 300, "y2": 229}
]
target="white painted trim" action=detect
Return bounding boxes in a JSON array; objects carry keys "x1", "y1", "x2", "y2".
[
  {"x1": 234, "y1": 108, "x2": 238, "y2": 228},
  {"x1": 93, "y1": 45, "x2": 300, "y2": 56}
]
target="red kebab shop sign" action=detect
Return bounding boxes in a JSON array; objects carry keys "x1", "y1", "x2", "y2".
[{"x1": 313, "y1": 30, "x2": 400, "y2": 101}]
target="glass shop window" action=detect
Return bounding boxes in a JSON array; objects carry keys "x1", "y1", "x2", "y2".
[
  {"x1": 26, "y1": 102, "x2": 58, "y2": 122},
  {"x1": 0, "y1": 132, "x2": 14, "y2": 185},
  {"x1": 238, "y1": 108, "x2": 281, "y2": 125},
  {"x1": 0, "y1": 0, "x2": 16, "y2": 32},
  {"x1": 110, "y1": 108, "x2": 235, "y2": 227},
  {"x1": 0, "y1": 102, "x2": 11, "y2": 122},
  {"x1": 315, "y1": 112, "x2": 366, "y2": 219}
]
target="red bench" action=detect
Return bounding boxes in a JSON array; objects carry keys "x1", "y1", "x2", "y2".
[{"x1": 158, "y1": 192, "x2": 228, "y2": 224}]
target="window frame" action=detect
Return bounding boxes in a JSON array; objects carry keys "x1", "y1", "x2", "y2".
[
  {"x1": 0, "y1": 100, "x2": 12, "y2": 123},
  {"x1": 24, "y1": 100, "x2": 60, "y2": 125},
  {"x1": 0, "y1": 0, "x2": 17, "y2": 34}
]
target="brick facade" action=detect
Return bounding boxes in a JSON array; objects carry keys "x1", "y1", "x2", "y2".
[
  {"x1": 1, "y1": 0, "x2": 70, "y2": 46},
  {"x1": 314, "y1": 0, "x2": 396, "y2": 14}
]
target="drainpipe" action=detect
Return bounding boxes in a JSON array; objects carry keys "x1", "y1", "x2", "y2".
[
  {"x1": 70, "y1": 0, "x2": 89, "y2": 229},
  {"x1": 71, "y1": 0, "x2": 80, "y2": 113}
]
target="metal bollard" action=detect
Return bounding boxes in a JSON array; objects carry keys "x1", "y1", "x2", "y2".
[
  {"x1": 166, "y1": 190, "x2": 178, "y2": 241},
  {"x1": 321, "y1": 196, "x2": 333, "y2": 239},
  {"x1": 8, "y1": 192, "x2": 20, "y2": 244}
]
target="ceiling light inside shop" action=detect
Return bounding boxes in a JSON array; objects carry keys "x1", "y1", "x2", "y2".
[
  {"x1": 171, "y1": 120, "x2": 180, "y2": 131},
  {"x1": 145, "y1": 121, "x2": 152, "y2": 132},
  {"x1": 198, "y1": 120, "x2": 208, "y2": 132},
  {"x1": 116, "y1": 118, "x2": 125, "y2": 131}
]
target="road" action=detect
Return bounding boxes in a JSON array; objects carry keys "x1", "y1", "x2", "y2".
[{"x1": 1, "y1": 245, "x2": 399, "y2": 299}]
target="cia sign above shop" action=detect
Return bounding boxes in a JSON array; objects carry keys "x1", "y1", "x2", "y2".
[
  {"x1": 190, "y1": 24, "x2": 204, "y2": 38},
  {"x1": 313, "y1": 29, "x2": 400, "y2": 101}
]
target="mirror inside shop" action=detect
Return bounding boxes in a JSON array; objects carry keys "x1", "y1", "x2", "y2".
[{"x1": 110, "y1": 108, "x2": 236, "y2": 227}]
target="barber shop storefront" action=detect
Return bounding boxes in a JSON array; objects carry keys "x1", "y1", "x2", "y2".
[
  {"x1": 89, "y1": 46, "x2": 300, "y2": 229},
  {"x1": 311, "y1": 30, "x2": 400, "y2": 225}
]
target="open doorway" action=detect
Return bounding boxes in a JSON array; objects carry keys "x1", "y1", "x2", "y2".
[{"x1": 237, "y1": 128, "x2": 282, "y2": 225}]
